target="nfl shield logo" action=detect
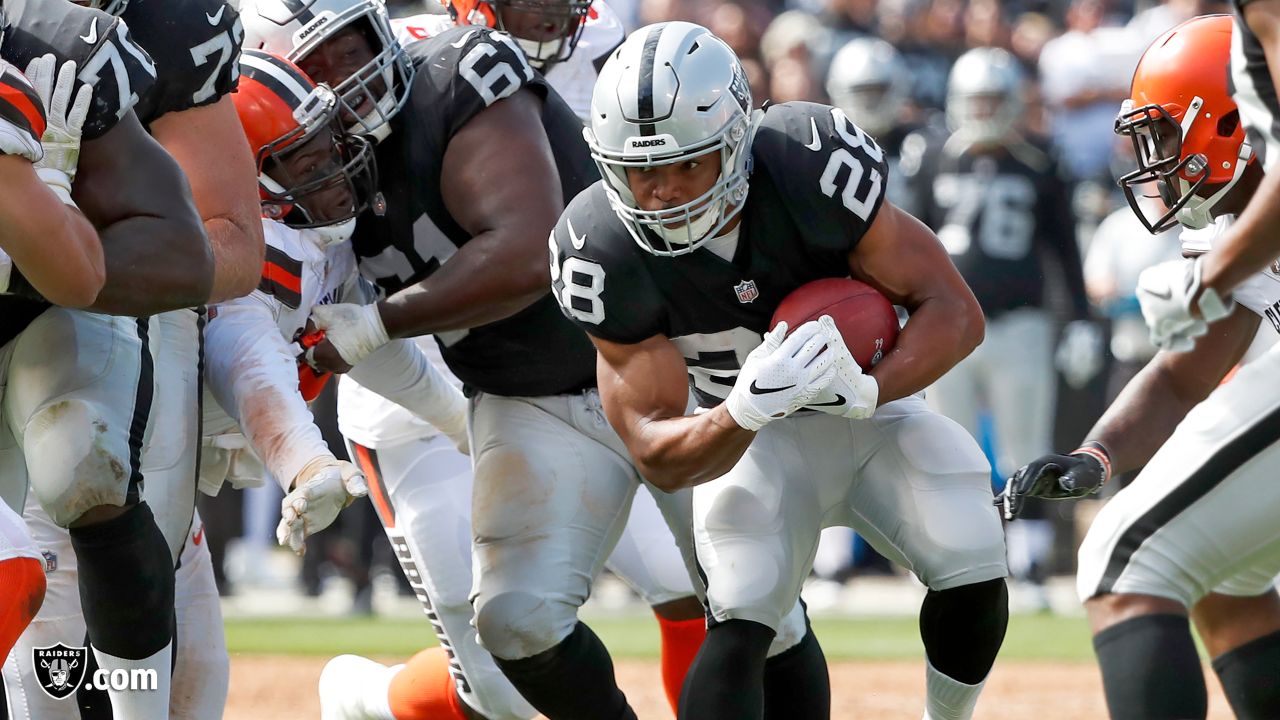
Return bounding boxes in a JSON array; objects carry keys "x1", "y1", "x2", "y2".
[
  {"x1": 34, "y1": 643, "x2": 87, "y2": 699},
  {"x1": 734, "y1": 279, "x2": 759, "y2": 304}
]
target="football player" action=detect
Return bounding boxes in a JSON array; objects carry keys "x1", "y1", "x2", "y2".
[
  {"x1": 1134, "y1": 0, "x2": 1280, "y2": 344},
  {"x1": 324, "y1": 3, "x2": 708, "y2": 718},
  {"x1": 552, "y1": 22, "x2": 1009, "y2": 720},
  {"x1": 238, "y1": 2, "x2": 767, "y2": 719},
  {"x1": 0, "y1": 1, "x2": 214, "y2": 717},
  {"x1": 0, "y1": 38, "x2": 104, "y2": 660},
  {"x1": 1001, "y1": 16, "x2": 1280, "y2": 719},
  {"x1": 4, "y1": 1, "x2": 263, "y2": 717},
  {"x1": 901, "y1": 46, "x2": 1096, "y2": 607}
]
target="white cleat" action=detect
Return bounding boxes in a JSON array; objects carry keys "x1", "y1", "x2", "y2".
[{"x1": 319, "y1": 654, "x2": 399, "y2": 720}]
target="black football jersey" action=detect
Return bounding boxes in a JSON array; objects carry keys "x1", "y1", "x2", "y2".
[
  {"x1": 1231, "y1": 0, "x2": 1280, "y2": 170},
  {"x1": 121, "y1": 0, "x2": 242, "y2": 126},
  {"x1": 351, "y1": 25, "x2": 599, "y2": 397},
  {"x1": 2, "y1": 0, "x2": 156, "y2": 141},
  {"x1": 901, "y1": 133, "x2": 1087, "y2": 318},
  {"x1": 551, "y1": 101, "x2": 888, "y2": 407}
]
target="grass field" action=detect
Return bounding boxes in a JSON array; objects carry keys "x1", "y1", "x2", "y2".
[{"x1": 224, "y1": 610, "x2": 1097, "y2": 661}]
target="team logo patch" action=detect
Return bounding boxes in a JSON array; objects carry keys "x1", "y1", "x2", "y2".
[
  {"x1": 33, "y1": 643, "x2": 87, "y2": 700},
  {"x1": 734, "y1": 279, "x2": 759, "y2": 304}
]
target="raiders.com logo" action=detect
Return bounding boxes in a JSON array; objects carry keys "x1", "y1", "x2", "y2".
[{"x1": 33, "y1": 643, "x2": 87, "y2": 700}]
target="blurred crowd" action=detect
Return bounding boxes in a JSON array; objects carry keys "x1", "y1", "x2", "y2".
[{"x1": 202, "y1": 0, "x2": 1231, "y2": 614}]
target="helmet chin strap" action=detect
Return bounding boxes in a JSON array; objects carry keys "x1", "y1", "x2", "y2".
[
  {"x1": 1175, "y1": 141, "x2": 1253, "y2": 229},
  {"x1": 307, "y1": 217, "x2": 357, "y2": 248}
]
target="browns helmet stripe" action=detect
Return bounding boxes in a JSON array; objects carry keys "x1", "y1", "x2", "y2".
[
  {"x1": 0, "y1": 66, "x2": 45, "y2": 142},
  {"x1": 239, "y1": 49, "x2": 313, "y2": 111}
]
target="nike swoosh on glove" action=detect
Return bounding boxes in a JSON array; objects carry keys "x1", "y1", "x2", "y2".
[
  {"x1": 24, "y1": 54, "x2": 92, "y2": 207},
  {"x1": 805, "y1": 315, "x2": 879, "y2": 419},
  {"x1": 1137, "y1": 257, "x2": 1233, "y2": 352},
  {"x1": 308, "y1": 303, "x2": 390, "y2": 368},
  {"x1": 724, "y1": 319, "x2": 837, "y2": 431},
  {"x1": 277, "y1": 457, "x2": 369, "y2": 554}
]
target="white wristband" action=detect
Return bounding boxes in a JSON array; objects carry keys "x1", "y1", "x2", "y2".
[{"x1": 36, "y1": 167, "x2": 76, "y2": 208}]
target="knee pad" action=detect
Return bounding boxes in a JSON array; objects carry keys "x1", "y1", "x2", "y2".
[
  {"x1": 27, "y1": 399, "x2": 133, "y2": 527},
  {"x1": 473, "y1": 590, "x2": 577, "y2": 661}
]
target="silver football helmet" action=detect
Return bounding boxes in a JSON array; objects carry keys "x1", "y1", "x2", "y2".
[
  {"x1": 826, "y1": 38, "x2": 910, "y2": 139},
  {"x1": 587, "y1": 21, "x2": 754, "y2": 256},
  {"x1": 239, "y1": 0, "x2": 413, "y2": 142},
  {"x1": 946, "y1": 47, "x2": 1024, "y2": 146}
]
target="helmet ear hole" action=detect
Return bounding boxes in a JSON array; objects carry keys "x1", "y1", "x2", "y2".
[{"x1": 1217, "y1": 109, "x2": 1240, "y2": 138}]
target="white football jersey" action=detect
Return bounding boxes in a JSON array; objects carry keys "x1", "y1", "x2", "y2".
[
  {"x1": 391, "y1": 2, "x2": 625, "y2": 121},
  {"x1": 1180, "y1": 214, "x2": 1280, "y2": 360}
]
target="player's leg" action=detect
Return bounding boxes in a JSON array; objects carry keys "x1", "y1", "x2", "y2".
[
  {"x1": 8, "y1": 309, "x2": 173, "y2": 719},
  {"x1": 469, "y1": 391, "x2": 639, "y2": 720},
  {"x1": 139, "y1": 308, "x2": 204, "y2": 563},
  {"x1": 846, "y1": 395, "x2": 1008, "y2": 720},
  {"x1": 170, "y1": 509, "x2": 227, "y2": 720},
  {"x1": 1194, "y1": 581, "x2": 1280, "y2": 720},
  {"x1": 330, "y1": 433, "x2": 534, "y2": 720},
  {"x1": 1076, "y1": 349, "x2": 1280, "y2": 720},
  {"x1": 682, "y1": 412, "x2": 844, "y2": 719},
  {"x1": 603, "y1": 487, "x2": 705, "y2": 715}
]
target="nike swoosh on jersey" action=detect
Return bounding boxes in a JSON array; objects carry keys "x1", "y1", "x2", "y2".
[
  {"x1": 568, "y1": 219, "x2": 586, "y2": 250},
  {"x1": 206, "y1": 6, "x2": 226, "y2": 25},
  {"x1": 804, "y1": 117, "x2": 822, "y2": 152},
  {"x1": 749, "y1": 380, "x2": 796, "y2": 394},
  {"x1": 80, "y1": 18, "x2": 99, "y2": 45},
  {"x1": 809, "y1": 395, "x2": 847, "y2": 408},
  {"x1": 450, "y1": 30, "x2": 477, "y2": 49}
]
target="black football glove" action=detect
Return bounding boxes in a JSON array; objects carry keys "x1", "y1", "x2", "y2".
[{"x1": 997, "y1": 443, "x2": 1112, "y2": 521}]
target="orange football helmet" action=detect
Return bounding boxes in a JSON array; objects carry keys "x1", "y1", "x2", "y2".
[
  {"x1": 442, "y1": 0, "x2": 592, "y2": 68},
  {"x1": 1115, "y1": 14, "x2": 1254, "y2": 233},
  {"x1": 232, "y1": 49, "x2": 380, "y2": 230}
]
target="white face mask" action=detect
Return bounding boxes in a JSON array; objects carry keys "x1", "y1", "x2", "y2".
[{"x1": 307, "y1": 217, "x2": 357, "y2": 248}]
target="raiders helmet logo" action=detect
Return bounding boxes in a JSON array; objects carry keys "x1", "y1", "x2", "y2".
[{"x1": 33, "y1": 643, "x2": 87, "y2": 700}]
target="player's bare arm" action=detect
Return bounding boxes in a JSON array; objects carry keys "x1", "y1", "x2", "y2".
[
  {"x1": 376, "y1": 88, "x2": 562, "y2": 338},
  {"x1": 72, "y1": 110, "x2": 213, "y2": 314},
  {"x1": 593, "y1": 332, "x2": 755, "y2": 492},
  {"x1": 149, "y1": 96, "x2": 265, "y2": 303},
  {"x1": 1183, "y1": 0, "x2": 1280, "y2": 299},
  {"x1": 1088, "y1": 305, "x2": 1258, "y2": 472},
  {"x1": 848, "y1": 200, "x2": 985, "y2": 403},
  {"x1": 0, "y1": 154, "x2": 103, "y2": 307}
]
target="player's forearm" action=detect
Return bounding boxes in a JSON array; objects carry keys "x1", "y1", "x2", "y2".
[
  {"x1": 869, "y1": 295, "x2": 984, "y2": 404},
  {"x1": 7, "y1": 210, "x2": 105, "y2": 308},
  {"x1": 347, "y1": 340, "x2": 467, "y2": 438},
  {"x1": 628, "y1": 406, "x2": 755, "y2": 492},
  {"x1": 90, "y1": 216, "x2": 215, "y2": 314},
  {"x1": 1084, "y1": 362, "x2": 1202, "y2": 474},
  {"x1": 378, "y1": 232, "x2": 548, "y2": 338},
  {"x1": 1201, "y1": 168, "x2": 1280, "y2": 297},
  {"x1": 204, "y1": 215, "x2": 266, "y2": 304}
]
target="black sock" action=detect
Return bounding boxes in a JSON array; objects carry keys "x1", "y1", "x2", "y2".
[
  {"x1": 493, "y1": 622, "x2": 635, "y2": 720},
  {"x1": 69, "y1": 502, "x2": 174, "y2": 659},
  {"x1": 1212, "y1": 628, "x2": 1280, "y2": 719},
  {"x1": 763, "y1": 625, "x2": 829, "y2": 719},
  {"x1": 679, "y1": 619, "x2": 774, "y2": 720},
  {"x1": 1094, "y1": 614, "x2": 1206, "y2": 720},
  {"x1": 919, "y1": 578, "x2": 1008, "y2": 684}
]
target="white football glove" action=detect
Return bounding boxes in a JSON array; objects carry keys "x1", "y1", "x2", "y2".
[
  {"x1": 276, "y1": 457, "x2": 368, "y2": 555},
  {"x1": 805, "y1": 316, "x2": 879, "y2": 419},
  {"x1": 725, "y1": 319, "x2": 837, "y2": 431},
  {"x1": 1055, "y1": 319, "x2": 1104, "y2": 389},
  {"x1": 308, "y1": 303, "x2": 390, "y2": 368},
  {"x1": 1136, "y1": 257, "x2": 1233, "y2": 352},
  {"x1": 24, "y1": 54, "x2": 91, "y2": 206}
]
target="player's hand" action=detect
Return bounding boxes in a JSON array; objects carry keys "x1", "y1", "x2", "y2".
[
  {"x1": 24, "y1": 54, "x2": 92, "y2": 206},
  {"x1": 1055, "y1": 320, "x2": 1104, "y2": 389},
  {"x1": 1137, "y1": 258, "x2": 1233, "y2": 352},
  {"x1": 725, "y1": 319, "x2": 837, "y2": 431},
  {"x1": 306, "y1": 303, "x2": 389, "y2": 372},
  {"x1": 276, "y1": 458, "x2": 368, "y2": 555},
  {"x1": 998, "y1": 445, "x2": 1111, "y2": 520},
  {"x1": 806, "y1": 315, "x2": 878, "y2": 419}
]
